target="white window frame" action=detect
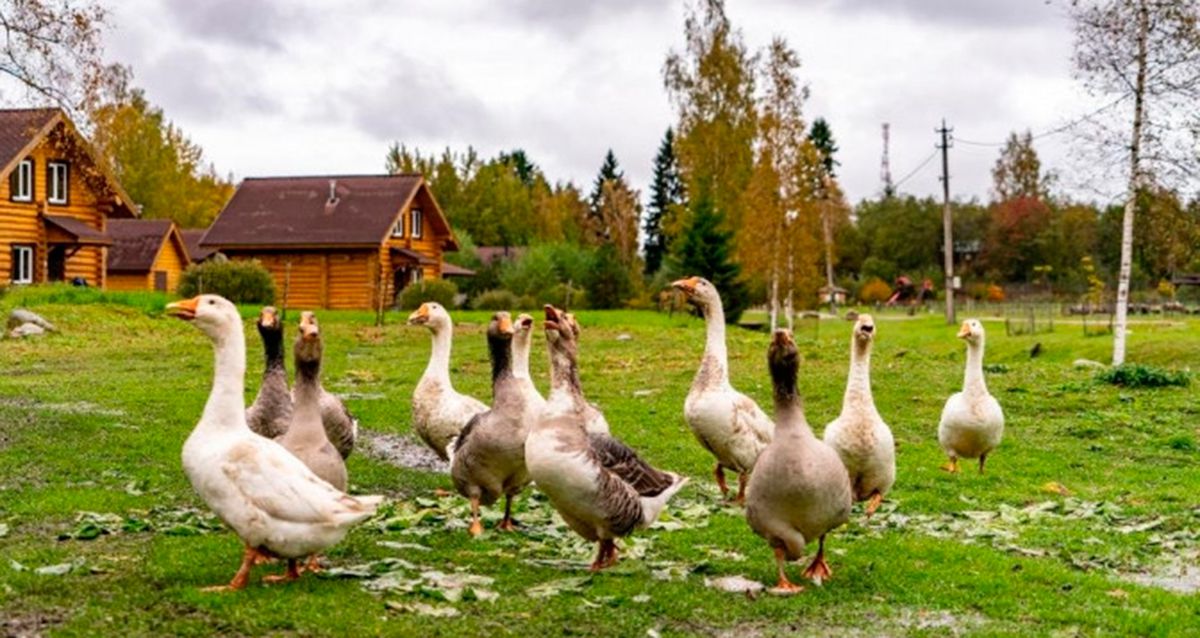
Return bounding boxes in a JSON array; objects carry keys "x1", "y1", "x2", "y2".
[
  {"x1": 12, "y1": 245, "x2": 33, "y2": 284},
  {"x1": 11, "y1": 159, "x2": 32, "y2": 202},
  {"x1": 48, "y1": 161, "x2": 68, "y2": 204},
  {"x1": 410, "y1": 268, "x2": 423, "y2": 284},
  {"x1": 410, "y1": 208, "x2": 423, "y2": 239},
  {"x1": 391, "y1": 218, "x2": 404, "y2": 238}
]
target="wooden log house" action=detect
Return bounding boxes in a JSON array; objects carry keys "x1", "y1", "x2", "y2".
[
  {"x1": 200, "y1": 175, "x2": 460, "y2": 310},
  {"x1": 0, "y1": 108, "x2": 138, "y2": 288}
]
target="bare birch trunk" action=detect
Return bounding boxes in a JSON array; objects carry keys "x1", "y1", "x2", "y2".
[
  {"x1": 1113, "y1": 1, "x2": 1148, "y2": 366},
  {"x1": 822, "y1": 198, "x2": 836, "y2": 314}
]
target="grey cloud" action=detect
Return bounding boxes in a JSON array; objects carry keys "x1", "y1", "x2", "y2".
[
  {"x1": 500, "y1": 0, "x2": 674, "y2": 34},
  {"x1": 824, "y1": 0, "x2": 1059, "y2": 29},
  {"x1": 138, "y1": 47, "x2": 282, "y2": 123},
  {"x1": 338, "y1": 58, "x2": 494, "y2": 142},
  {"x1": 162, "y1": 0, "x2": 310, "y2": 50}
]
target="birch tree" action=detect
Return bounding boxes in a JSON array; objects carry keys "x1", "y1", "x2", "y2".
[
  {"x1": 1069, "y1": 0, "x2": 1200, "y2": 364},
  {"x1": 0, "y1": 0, "x2": 110, "y2": 118}
]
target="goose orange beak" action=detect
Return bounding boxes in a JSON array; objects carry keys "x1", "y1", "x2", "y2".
[
  {"x1": 957, "y1": 321, "x2": 971, "y2": 338},
  {"x1": 259, "y1": 306, "x2": 278, "y2": 328},
  {"x1": 166, "y1": 297, "x2": 199, "y2": 321},
  {"x1": 671, "y1": 277, "x2": 701, "y2": 295},
  {"x1": 496, "y1": 313, "x2": 514, "y2": 335},
  {"x1": 408, "y1": 303, "x2": 431, "y2": 325}
]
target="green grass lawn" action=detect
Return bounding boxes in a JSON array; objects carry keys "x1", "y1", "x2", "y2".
[{"x1": 1, "y1": 288, "x2": 1198, "y2": 636}]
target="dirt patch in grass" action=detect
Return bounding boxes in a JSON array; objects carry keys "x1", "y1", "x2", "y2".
[
  {"x1": 0, "y1": 608, "x2": 66, "y2": 638},
  {"x1": 360, "y1": 430, "x2": 447, "y2": 473},
  {"x1": 1124, "y1": 551, "x2": 1200, "y2": 594}
]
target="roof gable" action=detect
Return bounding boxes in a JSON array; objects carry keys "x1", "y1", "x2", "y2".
[
  {"x1": 0, "y1": 107, "x2": 137, "y2": 218},
  {"x1": 202, "y1": 175, "x2": 440, "y2": 248},
  {"x1": 180, "y1": 229, "x2": 217, "y2": 262},
  {"x1": 108, "y1": 219, "x2": 185, "y2": 272}
]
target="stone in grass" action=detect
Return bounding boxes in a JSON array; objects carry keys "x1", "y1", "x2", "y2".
[
  {"x1": 1073, "y1": 359, "x2": 1106, "y2": 370},
  {"x1": 7, "y1": 309, "x2": 56, "y2": 332},
  {"x1": 616, "y1": 333, "x2": 633, "y2": 341},
  {"x1": 8, "y1": 323, "x2": 46, "y2": 338}
]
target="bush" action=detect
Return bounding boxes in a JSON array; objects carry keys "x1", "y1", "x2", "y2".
[
  {"x1": 986, "y1": 284, "x2": 1005, "y2": 302},
  {"x1": 397, "y1": 279, "x2": 458, "y2": 310},
  {"x1": 1097, "y1": 364, "x2": 1190, "y2": 388},
  {"x1": 858, "y1": 277, "x2": 892, "y2": 304},
  {"x1": 861, "y1": 257, "x2": 897, "y2": 283},
  {"x1": 472, "y1": 289, "x2": 520, "y2": 311},
  {"x1": 177, "y1": 259, "x2": 275, "y2": 305}
]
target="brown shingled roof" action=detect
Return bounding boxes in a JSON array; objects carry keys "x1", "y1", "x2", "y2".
[
  {"x1": 0, "y1": 108, "x2": 58, "y2": 173},
  {"x1": 107, "y1": 219, "x2": 184, "y2": 273},
  {"x1": 201, "y1": 175, "x2": 454, "y2": 249},
  {"x1": 44, "y1": 214, "x2": 112, "y2": 246},
  {"x1": 180, "y1": 229, "x2": 217, "y2": 262}
]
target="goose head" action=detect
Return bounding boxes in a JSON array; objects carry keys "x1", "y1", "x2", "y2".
[
  {"x1": 256, "y1": 306, "x2": 282, "y2": 337},
  {"x1": 853, "y1": 313, "x2": 876, "y2": 344},
  {"x1": 767, "y1": 329, "x2": 800, "y2": 399},
  {"x1": 514, "y1": 312, "x2": 536, "y2": 348},
  {"x1": 486, "y1": 312, "x2": 515, "y2": 379},
  {"x1": 294, "y1": 311, "x2": 323, "y2": 364},
  {"x1": 957, "y1": 319, "x2": 985, "y2": 344},
  {"x1": 408, "y1": 302, "x2": 451, "y2": 331},
  {"x1": 671, "y1": 276, "x2": 720, "y2": 309},
  {"x1": 167, "y1": 295, "x2": 241, "y2": 341}
]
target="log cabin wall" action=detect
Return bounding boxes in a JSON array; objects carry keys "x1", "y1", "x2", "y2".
[
  {"x1": 227, "y1": 249, "x2": 376, "y2": 311},
  {"x1": 0, "y1": 134, "x2": 108, "y2": 287}
]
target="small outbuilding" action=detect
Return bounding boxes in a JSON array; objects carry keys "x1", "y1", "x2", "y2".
[
  {"x1": 179, "y1": 228, "x2": 218, "y2": 263},
  {"x1": 106, "y1": 219, "x2": 190, "y2": 292}
]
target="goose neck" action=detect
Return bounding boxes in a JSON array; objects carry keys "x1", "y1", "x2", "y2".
[
  {"x1": 513, "y1": 333, "x2": 532, "y2": 381},
  {"x1": 842, "y1": 340, "x2": 875, "y2": 413},
  {"x1": 963, "y1": 339, "x2": 988, "y2": 396},
  {"x1": 546, "y1": 348, "x2": 587, "y2": 414},
  {"x1": 200, "y1": 322, "x2": 248, "y2": 433},
  {"x1": 423, "y1": 326, "x2": 452, "y2": 384},
  {"x1": 287, "y1": 366, "x2": 327, "y2": 446},
  {"x1": 696, "y1": 302, "x2": 729, "y2": 388}
]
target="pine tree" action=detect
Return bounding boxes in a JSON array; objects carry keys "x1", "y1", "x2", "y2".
[
  {"x1": 808, "y1": 117, "x2": 838, "y2": 178},
  {"x1": 677, "y1": 194, "x2": 749, "y2": 323},
  {"x1": 585, "y1": 150, "x2": 623, "y2": 244},
  {"x1": 644, "y1": 129, "x2": 684, "y2": 275}
]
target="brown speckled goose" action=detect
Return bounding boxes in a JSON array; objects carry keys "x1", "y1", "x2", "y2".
[
  {"x1": 276, "y1": 312, "x2": 348, "y2": 492},
  {"x1": 746, "y1": 330, "x2": 851, "y2": 593},
  {"x1": 450, "y1": 312, "x2": 535, "y2": 536},
  {"x1": 525, "y1": 305, "x2": 688, "y2": 571},
  {"x1": 286, "y1": 311, "x2": 357, "y2": 459},
  {"x1": 409, "y1": 302, "x2": 488, "y2": 460},
  {"x1": 513, "y1": 311, "x2": 610, "y2": 435},
  {"x1": 673, "y1": 276, "x2": 773, "y2": 502},
  {"x1": 246, "y1": 307, "x2": 292, "y2": 439}
]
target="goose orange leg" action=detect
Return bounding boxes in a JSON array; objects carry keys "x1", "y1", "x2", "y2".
[
  {"x1": 713, "y1": 464, "x2": 729, "y2": 499},
  {"x1": 468, "y1": 497, "x2": 483, "y2": 537},
  {"x1": 590, "y1": 539, "x2": 619, "y2": 571},
  {"x1": 734, "y1": 472, "x2": 749, "y2": 506},
  {"x1": 978, "y1": 454, "x2": 988, "y2": 475},
  {"x1": 263, "y1": 558, "x2": 301, "y2": 584},
  {"x1": 303, "y1": 555, "x2": 323, "y2": 573},
  {"x1": 497, "y1": 494, "x2": 518, "y2": 531},
  {"x1": 864, "y1": 490, "x2": 884, "y2": 519},
  {"x1": 201, "y1": 545, "x2": 261, "y2": 592},
  {"x1": 940, "y1": 456, "x2": 960, "y2": 474},
  {"x1": 771, "y1": 547, "x2": 804, "y2": 593},
  {"x1": 802, "y1": 535, "x2": 833, "y2": 584}
]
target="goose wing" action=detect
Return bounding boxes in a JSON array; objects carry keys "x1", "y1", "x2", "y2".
[
  {"x1": 588, "y1": 433, "x2": 674, "y2": 497},
  {"x1": 222, "y1": 438, "x2": 373, "y2": 524},
  {"x1": 734, "y1": 392, "x2": 774, "y2": 445}
]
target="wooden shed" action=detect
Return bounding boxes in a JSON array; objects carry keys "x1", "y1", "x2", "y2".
[
  {"x1": 200, "y1": 175, "x2": 459, "y2": 310},
  {"x1": 179, "y1": 229, "x2": 218, "y2": 263},
  {"x1": 0, "y1": 108, "x2": 137, "y2": 287},
  {"x1": 106, "y1": 219, "x2": 190, "y2": 292}
]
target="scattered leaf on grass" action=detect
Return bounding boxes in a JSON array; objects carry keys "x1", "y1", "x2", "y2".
[
  {"x1": 526, "y1": 576, "x2": 591, "y2": 598},
  {"x1": 704, "y1": 575, "x2": 765, "y2": 594},
  {"x1": 385, "y1": 601, "x2": 460, "y2": 617},
  {"x1": 1042, "y1": 482, "x2": 1072, "y2": 496},
  {"x1": 0, "y1": 522, "x2": 8, "y2": 537}
]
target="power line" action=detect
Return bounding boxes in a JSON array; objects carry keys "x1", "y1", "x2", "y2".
[
  {"x1": 953, "y1": 96, "x2": 1129, "y2": 147},
  {"x1": 892, "y1": 149, "x2": 938, "y2": 188}
]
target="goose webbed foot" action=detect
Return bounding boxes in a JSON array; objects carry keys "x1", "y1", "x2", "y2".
[
  {"x1": 940, "y1": 457, "x2": 960, "y2": 474},
  {"x1": 262, "y1": 558, "x2": 302, "y2": 584},
  {"x1": 801, "y1": 536, "x2": 832, "y2": 584},
  {"x1": 468, "y1": 497, "x2": 484, "y2": 537},
  {"x1": 302, "y1": 555, "x2": 323, "y2": 573},
  {"x1": 864, "y1": 491, "x2": 883, "y2": 519},
  {"x1": 497, "y1": 494, "x2": 519, "y2": 531},
  {"x1": 589, "y1": 539, "x2": 619, "y2": 571},
  {"x1": 769, "y1": 547, "x2": 805, "y2": 594},
  {"x1": 201, "y1": 546, "x2": 261, "y2": 592}
]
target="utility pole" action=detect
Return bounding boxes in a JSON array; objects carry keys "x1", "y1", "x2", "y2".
[
  {"x1": 936, "y1": 119, "x2": 956, "y2": 325},
  {"x1": 880, "y1": 123, "x2": 894, "y2": 198}
]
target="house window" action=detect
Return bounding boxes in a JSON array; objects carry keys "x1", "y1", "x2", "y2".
[
  {"x1": 410, "y1": 208, "x2": 423, "y2": 239},
  {"x1": 48, "y1": 161, "x2": 68, "y2": 205},
  {"x1": 411, "y1": 268, "x2": 424, "y2": 284},
  {"x1": 392, "y1": 218, "x2": 404, "y2": 238},
  {"x1": 11, "y1": 245, "x2": 34, "y2": 284},
  {"x1": 10, "y1": 159, "x2": 32, "y2": 202}
]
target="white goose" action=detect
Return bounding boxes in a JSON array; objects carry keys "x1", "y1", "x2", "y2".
[
  {"x1": 409, "y1": 302, "x2": 488, "y2": 461},
  {"x1": 938, "y1": 319, "x2": 1005, "y2": 473},
  {"x1": 167, "y1": 295, "x2": 383, "y2": 590},
  {"x1": 823, "y1": 314, "x2": 895, "y2": 516},
  {"x1": 673, "y1": 276, "x2": 774, "y2": 502}
]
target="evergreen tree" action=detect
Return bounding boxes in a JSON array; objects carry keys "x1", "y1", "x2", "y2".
[
  {"x1": 498, "y1": 149, "x2": 538, "y2": 187},
  {"x1": 677, "y1": 194, "x2": 749, "y2": 323},
  {"x1": 808, "y1": 117, "x2": 838, "y2": 178},
  {"x1": 586, "y1": 149, "x2": 623, "y2": 243},
  {"x1": 644, "y1": 128, "x2": 684, "y2": 276}
]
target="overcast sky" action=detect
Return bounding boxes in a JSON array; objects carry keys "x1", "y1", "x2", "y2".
[{"x1": 97, "y1": 0, "x2": 1109, "y2": 207}]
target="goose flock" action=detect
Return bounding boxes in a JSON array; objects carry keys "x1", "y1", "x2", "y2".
[{"x1": 166, "y1": 275, "x2": 1004, "y2": 593}]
